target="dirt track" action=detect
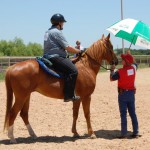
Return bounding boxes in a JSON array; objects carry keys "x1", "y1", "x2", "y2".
[{"x1": 0, "y1": 68, "x2": 150, "y2": 150}]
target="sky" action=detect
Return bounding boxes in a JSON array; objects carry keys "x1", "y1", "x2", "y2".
[{"x1": 0, "y1": 0, "x2": 150, "y2": 50}]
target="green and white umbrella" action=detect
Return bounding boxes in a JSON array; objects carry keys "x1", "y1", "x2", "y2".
[{"x1": 107, "y1": 18, "x2": 150, "y2": 49}]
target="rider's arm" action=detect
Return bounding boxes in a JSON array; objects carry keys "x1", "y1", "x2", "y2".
[
  {"x1": 65, "y1": 46, "x2": 81, "y2": 54},
  {"x1": 55, "y1": 31, "x2": 81, "y2": 54}
]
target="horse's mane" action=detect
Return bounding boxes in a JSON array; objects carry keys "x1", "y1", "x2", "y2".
[
  {"x1": 83, "y1": 38, "x2": 106, "y2": 65},
  {"x1": 72, "y1": 34, "x2": 113, "y2": 67}
]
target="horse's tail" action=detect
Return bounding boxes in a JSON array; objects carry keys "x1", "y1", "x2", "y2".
[{"x1": 4, "y1": 68, "x2": 13, "y2": 131}]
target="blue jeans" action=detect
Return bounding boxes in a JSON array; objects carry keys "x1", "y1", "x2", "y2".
[
  {"x1": 50, "y1": 56, "x2": 78, "y2": 99},
  {"x1": 118, "y1": 90, "x2": 139, "y2": 136}
]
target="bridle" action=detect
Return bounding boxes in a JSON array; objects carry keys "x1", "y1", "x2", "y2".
[
  {"x1": 85, "y1": 52, "x2": 113, "y2": 71},
  {"x1": 82, "y1": 40, "x2": 116, "y2": 71}
]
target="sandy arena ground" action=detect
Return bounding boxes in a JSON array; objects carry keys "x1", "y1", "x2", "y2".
[{"x1": 0, "y1": 68, "x2": 150, "y2": 150}]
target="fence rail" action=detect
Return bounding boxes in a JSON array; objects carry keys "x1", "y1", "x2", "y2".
[
  {"x1": 0, "y1": 56, "x2": 150, "y2": 72},
  {"x1": 0, "y1": 57, "x2": 35, "y2": 72}
]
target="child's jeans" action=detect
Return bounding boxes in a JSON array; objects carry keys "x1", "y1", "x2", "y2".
[{"x1": 118, "y1": 90, "x2": 139, "y2": 136}]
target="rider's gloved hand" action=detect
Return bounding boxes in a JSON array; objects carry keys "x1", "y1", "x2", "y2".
[{"x1": 78, "y1": 49, "x2": 86, "y2": 56}]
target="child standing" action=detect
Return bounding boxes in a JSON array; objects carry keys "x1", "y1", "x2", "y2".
[{"x1": 110, "y1": 53, "x2": 141, "y2": 139}]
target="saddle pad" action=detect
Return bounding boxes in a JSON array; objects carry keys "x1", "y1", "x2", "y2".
[{"x1": 36, "y1": 58, "x2": 63, "y2": 78}]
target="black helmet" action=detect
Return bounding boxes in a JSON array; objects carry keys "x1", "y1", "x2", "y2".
[{"x1": 50, "y1": 13, "x2": 66, "y2": 25}]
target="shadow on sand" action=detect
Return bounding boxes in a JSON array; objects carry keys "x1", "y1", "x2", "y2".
[
  {"x1": 0, "y1": 129, "x2": 132, "y2": 145},
  {"x1": 95, "y1": 129, "x2": 132, "y2": 139}
]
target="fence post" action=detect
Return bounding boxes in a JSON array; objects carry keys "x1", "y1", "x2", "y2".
[{"x1": 8, "y1": 57, "x2": 10, "y2": 67}]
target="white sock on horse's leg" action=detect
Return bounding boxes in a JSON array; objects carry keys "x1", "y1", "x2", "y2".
[
  {"x1": 8, "y1": 125, "x2": 17, "y2": 144},
  {"x1": 26, "y1": 124, "x2": 37, "y2": 138}
]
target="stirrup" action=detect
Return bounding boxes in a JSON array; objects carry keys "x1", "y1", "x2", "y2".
[{"x1": 64, "y1": 96, "x2": 80, "y2": 102}]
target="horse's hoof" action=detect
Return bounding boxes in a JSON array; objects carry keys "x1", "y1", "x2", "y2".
[
  {"x1": 10, "y1": 139, "x2": 17, "y2": 144},
  {"x1": 73, "y1": 133, "x2": 80, "y2": 138},
  {"x1": 31, "y1": 134, "x2": 37, "y2": 139},
  {"x1": 88, "y1": 134, "x2": 97, "y2": 139}
]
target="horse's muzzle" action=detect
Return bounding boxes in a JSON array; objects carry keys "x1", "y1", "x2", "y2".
[{"x1": 110, "y1": 59, "x2": 118, "y2": 66}]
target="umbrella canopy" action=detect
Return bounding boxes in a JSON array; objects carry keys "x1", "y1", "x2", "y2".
[{"x1": 107, "y1": 18, "x2": 150, "y2": 49}]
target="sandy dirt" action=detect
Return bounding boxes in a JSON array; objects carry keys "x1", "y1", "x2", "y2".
[{"x1": 0, "y1": 68, "x2": 150, "y2": 150}]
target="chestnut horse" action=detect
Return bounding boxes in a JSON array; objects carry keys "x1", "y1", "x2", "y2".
[{"x1": 4, "y1": 34, "x2": 118, "y2": 143}]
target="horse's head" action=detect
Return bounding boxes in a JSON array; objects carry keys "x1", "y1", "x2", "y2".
[{"x1": 101, "y1": 34, "x2": 118, "y2": 66}]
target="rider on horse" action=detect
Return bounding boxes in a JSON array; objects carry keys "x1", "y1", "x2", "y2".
[{"x1": 44, "y1": 13, "x2": 81, "y2": 102}]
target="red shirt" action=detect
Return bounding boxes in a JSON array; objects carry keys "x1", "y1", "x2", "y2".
[{"x1": 118, "y1": 65, "x2": 136, "y2": 90}]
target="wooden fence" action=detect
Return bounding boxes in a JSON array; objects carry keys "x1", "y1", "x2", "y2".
[
  {"x1": 0, "y1": 56, "x2": 150, "y2": 72},
  {"x1": 0, "y1": 57, "x2": 35, "y2": 72}
]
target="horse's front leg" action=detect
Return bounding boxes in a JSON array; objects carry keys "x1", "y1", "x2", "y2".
[
  {"x1": 82, "y1": 96, "x2": 96, "y2": 138},
  {"x1": 72, "y1": 100, "x2": 81, "y2": 138}
]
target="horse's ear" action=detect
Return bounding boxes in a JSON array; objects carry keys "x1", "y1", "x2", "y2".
[
  {"x1": 102, "y1": 34, "x2": 105, "y2": 40},
  {"x1": 106, "y1": 33, "x2": 110, "y2": 41}
]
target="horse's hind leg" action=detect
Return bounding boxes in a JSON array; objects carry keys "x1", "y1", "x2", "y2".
[
  {"x1": 20, "y1": 95, "x2": 37, "y2": 139},
  {"x1": 82, "y1": 96, "x2": 96, "y2": 138},
  {"x1": 8, "y1": 98, "x2": 26, "y2": 143},
  {"x1": 72, "y1": 100, "x2": 81, "y2": 138}
]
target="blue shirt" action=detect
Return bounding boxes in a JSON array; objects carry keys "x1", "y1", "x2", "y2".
[{"x1": 44, "y1": 26, "x2": 69, "y2": 57}]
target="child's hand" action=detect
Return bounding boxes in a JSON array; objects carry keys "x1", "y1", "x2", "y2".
[{"x1": 110, "y1": 65, "x2": 116, "y2": 71}]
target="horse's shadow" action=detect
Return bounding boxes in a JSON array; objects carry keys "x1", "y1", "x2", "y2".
[
  {"x1": 0, "y1": 129, "x2": 132, "y2": 145},
  {"x1": 0, "y1": 135, "x2": 76, "y2": 145}
]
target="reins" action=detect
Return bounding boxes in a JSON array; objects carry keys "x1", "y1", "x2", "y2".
[
  {"x1": 81, "y1": 40, "x2": 113, "y2": 71},
  {"x1": 81, "y1": 51, "x2": 112, "y2": 71},
  {"x1": 100, "y1": 64, "x2": 112, "y2": 71}
]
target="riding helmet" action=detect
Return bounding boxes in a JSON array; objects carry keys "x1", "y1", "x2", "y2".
[{"x1": 50, "y1": 13, "x2": 66, "y2": 25}]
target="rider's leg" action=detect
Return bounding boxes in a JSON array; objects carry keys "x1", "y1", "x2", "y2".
[
  {"x1": 50, "y1": 56, "x2": 80, "y2": 102},
  {"x1": 64, "y1": 73, "x2": 80, "y2": 102}
]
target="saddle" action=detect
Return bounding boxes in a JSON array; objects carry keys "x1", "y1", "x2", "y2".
[{"x1": 36, "y1": 54, "x2": 82, "y2": 78}]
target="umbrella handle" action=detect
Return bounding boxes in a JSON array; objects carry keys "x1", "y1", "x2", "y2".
[
  {"x1": 129, "y1": 35, "x2": 135, "y2": 49},
  {"x1": 129, "y1": 42, "x2": 132, "y2": 49}
]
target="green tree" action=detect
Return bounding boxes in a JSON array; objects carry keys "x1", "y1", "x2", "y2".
[
  {"x1": 0, "y1": 40, "x2": 8, "y2": 55},
  {"x1": 27, "y1": 42, "x2": 43, "y2": 56},
  {"x1": 115, "y1": 48, "x2": 150, "y2": 55},
  {"x1": 0, "y1": 37, "x2": 43, "y2": 56},
  {"x1": 11, "y1": 37, "x2": 26, "y2": 56}
]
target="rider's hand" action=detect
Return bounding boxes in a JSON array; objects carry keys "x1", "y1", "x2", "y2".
[{"x1": 79, "y1": 49, "x2": 86, "y2": 56}]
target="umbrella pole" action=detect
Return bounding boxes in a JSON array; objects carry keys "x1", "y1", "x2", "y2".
[
  {"x1": 128, "y1": 35, "x2": 135, "y2": 49},
  {"x1": 129, "y1": 42, "x2": 132, "y2": 49}
]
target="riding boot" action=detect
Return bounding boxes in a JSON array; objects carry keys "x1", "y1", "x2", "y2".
[{"x1": 64, "y1": 74, "x2": 80, "y2": 102}]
